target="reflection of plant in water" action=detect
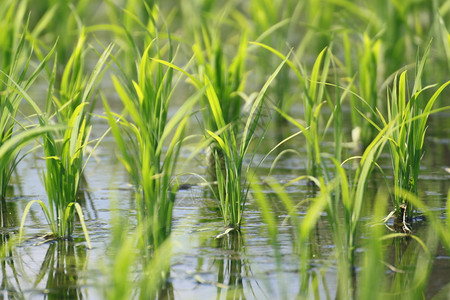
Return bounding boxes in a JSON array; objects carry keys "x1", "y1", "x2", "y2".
[
  {"x1": 103, "y1": 207, "x2": 174, "y2": 300},
  {"x1": 32, "y1": 240, "x2": 86, "y2": 299},
  {"x1": 213, "y1": 232, "x2": 248, "y2": 299},
  {"x1": 389, "y1": 234, "x2": 437, "y2": 299},
  {"x1": 355, "y1": 192, "x2": 439, "y2": 300},
  {"x1": 0, "y1": 233, "x2": 24, "y2": 298},
  {"x1": 253, "y1": 178, "x2": 328, "y2": 298}
]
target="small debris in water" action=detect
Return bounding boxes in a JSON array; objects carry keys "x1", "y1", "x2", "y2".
[
  {"x1": 194, "y1": 274, "x2": 230, "y2": 288},
  {"x1": 214, "y1": 227, "x2": 235, "y2": 239}
]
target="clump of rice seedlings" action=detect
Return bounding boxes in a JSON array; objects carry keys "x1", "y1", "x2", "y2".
[
  {"x1": 0, "y1": 0, "x2": 59, "y2": 227},
  {"x1": 253, "y1": 43, "x2": 332, "y2": 181},
  {"x1": 156, "y1": 52, "x2": 286, "y2": 231},
  {"x1": 314, "y1": 116, "x2": 395, "y2": 298},
  {"x1": 280, "y1": 121, "x2": 390, "y2": 299},
  {"x1": 190, "y1": 26, "x2": 247, "y2": 179},
  {"x1": 379, "y1": 43, "x2": 450, "y2": 226},
  {"x1": 199, "y1": 27, "x2": 247, "y2": 131},
  {"x1": 104, "y1": 33, "x2": 200, "y2": 252},
  {"x1": 0, "y1": 0, "x2": 30, "y2": 226},
  {"x1": 104, "y1": 31, "x2": 197, "y2": 294},
  {"x1": 19, "y1": 31, "x2": 112, "y2": 247},
  {"x1": 155, "y1": 26, "x2": 280, "y2": 231},
  {"x1": 204, "y1": 57, "x2": 288, "y2": 231}
]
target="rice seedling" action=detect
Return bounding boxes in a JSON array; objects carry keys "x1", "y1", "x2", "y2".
[
  {"x1": 19, "y1": 30, "x2": 113, "y2": 247},
  {"x1": 0, "y1": 0, "x2": 28, "y2": 227},
  {"x1": 202, "y1": 57, "x2": 288, "y2": 231},
  {"x1": 152, "y1": 54, "x2": 287, "y2": 232},
  {"x1": 269, "y1": 119, "x2": 420, "y2": 299},
  {"x1": 300, "y1": 112, "x2": 396, "y2": 298},
  {"x1": 189, "y1": 25, "x2": 247, "y2": 180},
  {"x1": 154, "y1": 28, "x2": 288, "y2": 231},
  {"x1": 253, "y1": 43, "x2": 332, "y2": 181},
  {"x1": 31, "y1": 240, "x2": 87, "y2": 298},
  {"x1": 0, "y1": 0, "x2": 60, "y2": 227},
  {"x1": 378, "y1": 43, "x2": 450, "y2": 224},
  {"x1": 104, "y1": 32, "x2": 200, "y2": 252},
  {"x1": 192, "y1": 25, "x2": 247, "y2": 127}
]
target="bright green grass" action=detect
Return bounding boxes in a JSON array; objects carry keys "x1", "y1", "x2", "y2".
[{"x1": 1, "y1": 1, "x2": 449, "y2": 298}]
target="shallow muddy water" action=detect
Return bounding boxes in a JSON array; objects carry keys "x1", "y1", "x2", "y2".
[{"x1": 1, "y1": 108, "x2": 449, "y2": 299}]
